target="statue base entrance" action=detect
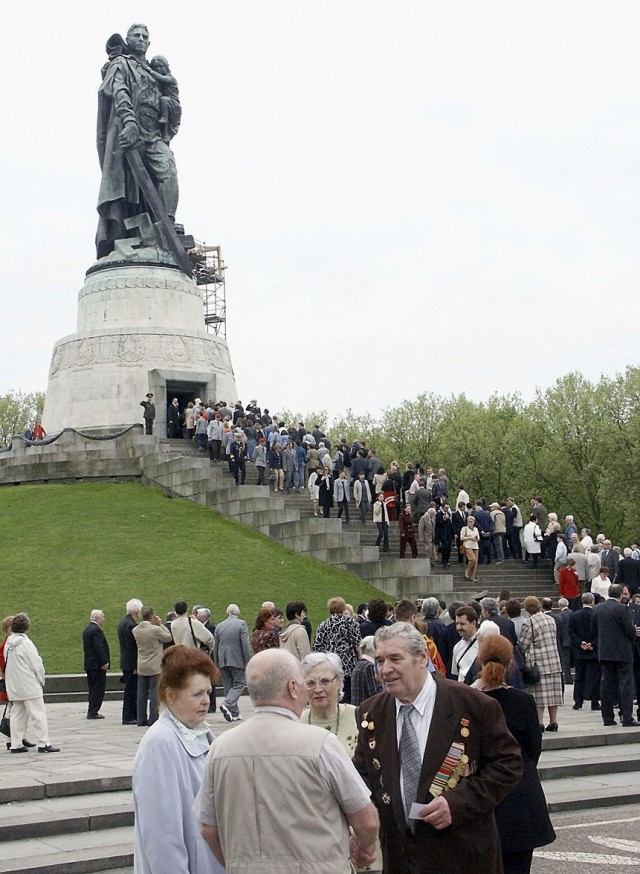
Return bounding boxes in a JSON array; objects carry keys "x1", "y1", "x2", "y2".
[{"x1": 42, "y1": 263, "x2": 237, "y2": 433}]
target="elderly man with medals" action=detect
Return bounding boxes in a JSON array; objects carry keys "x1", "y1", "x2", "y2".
[{"x1": 353, "y1": 622, "x2": 522, "y2": 874}]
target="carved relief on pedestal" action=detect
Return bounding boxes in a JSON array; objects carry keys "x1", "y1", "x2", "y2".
[
  {"x1": 49, "y1": 332, "x2": 230, "y2": 378},
  {"x1": 161, "y1": 335, "x2": 190, "y2": 362},
  {"x1": 118, "y1": 335, "x2": 145, "y2": 363},
  {"x1": 79, "y1": 270, "x2": 201, "y2": 301}
]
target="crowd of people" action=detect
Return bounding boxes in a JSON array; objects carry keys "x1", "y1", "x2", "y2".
[
  {"x1": 163, "y1": 401, "x2": 640, "y2": 586},
  {"x1": 3, "y1": 579, "x2": 640, "y2": 873}
]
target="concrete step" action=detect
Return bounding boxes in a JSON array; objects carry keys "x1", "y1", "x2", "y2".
[
  {"x1": 0, "y1": 826, "x2": 133, "y2": 874},
  {"x1": 542, "y1": 774, "x2": 640, "y2": 813},
  {"x1": 0, "y1": 791, "x2": 133, "y2": 842},
  {"x1": 538, "y1": 740, "x2": 640, "y2": 780}
]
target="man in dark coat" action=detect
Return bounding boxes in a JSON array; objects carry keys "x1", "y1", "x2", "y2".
[
  {"x1": 353, "y1": 623, "x2": 522, "y2": 874},
  {"x1": 82, "y1": 610, "x2": 110, "y2": 720},
  {"x1": 622, "y1": 585, "x2": 640, "y2": 723},
  {"x1": 479, "y1": 598, "x2": 517, "y2": 647},
  {"x1": 117, "y1": 598, "x2": 142, "y2": 725},
  {"x1": 452, "y1": 502, "x2": 469, "y2": 565},
  {"x1": 590, "y1": 584, "x2": 638, "y2": 727},
  {"x1": 166, "y1": 397, "x2": 181, "y2": 438},
  {"x1": 553, "y1": 599, "x2": 573, "y2": 686},
  {"x1": 473, "y1": 502, "x2": 494, "y2": 565},
  {"x1": 599, "y1": 540, "x2": 619, "y2": 582},
  {"x1": 568, "y1": 593, "x2": 601, "y2": 710},
  {"x1": 140, "y1": 393, "x2": 155, "y2": 435},
  {"x1": 617, "y1": 549, "x2": 640, "y2": 595}
]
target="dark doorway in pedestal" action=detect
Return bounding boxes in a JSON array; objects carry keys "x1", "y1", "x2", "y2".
[{"x1": 165, "y1": 380, "x2": 207, "y2": 438}]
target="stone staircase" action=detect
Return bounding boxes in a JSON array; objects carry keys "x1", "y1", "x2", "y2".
[
  {"x1": 140, "y1": 444, "x2": 453, "y2": 602},
  {"x1": 147, "y1": 441, "x2": 559, "y2": 604}
]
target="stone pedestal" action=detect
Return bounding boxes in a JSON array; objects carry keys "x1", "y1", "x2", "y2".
[{"x1": 43, "y1": 264, "x2": 237, "y2": 432}]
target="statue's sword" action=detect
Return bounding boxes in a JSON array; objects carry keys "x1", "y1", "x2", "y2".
[{"x1": 123, "y1": 145, "x2": 193, "y2": 278}]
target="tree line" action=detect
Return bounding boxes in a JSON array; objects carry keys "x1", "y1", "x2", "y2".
[{"x1": 282, "y1": 367, "x2": 640, "y2": 545}]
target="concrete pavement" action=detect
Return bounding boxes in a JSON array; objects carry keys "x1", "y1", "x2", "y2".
[{"x1": 1, "y1": 696, "x2": 640, "y2": 873}]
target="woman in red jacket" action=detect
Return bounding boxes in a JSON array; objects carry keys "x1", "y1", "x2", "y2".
[{"x1": 558, "y1": 558, "x2": 581, "y2": 611}]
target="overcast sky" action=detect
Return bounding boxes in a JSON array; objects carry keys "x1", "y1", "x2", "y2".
[{"x1": 3, "y1": 2, "x2": 639, "y2": 419}]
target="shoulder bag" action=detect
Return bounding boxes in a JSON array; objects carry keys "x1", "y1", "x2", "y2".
[
  {"x1": 0, "y1": 704, "x2": 9, "y2": 738},
  {"x1": 521, "y1": 619, "x2": 541, "y2": 685}
]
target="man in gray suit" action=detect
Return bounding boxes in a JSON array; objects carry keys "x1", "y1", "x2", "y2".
[{"x1": 214, "y1": 604, "x2": 251, "y2": 722}]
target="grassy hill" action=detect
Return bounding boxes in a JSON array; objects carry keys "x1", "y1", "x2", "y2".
[{"x1": 0, "y1": 482, "x2": 386, "y2": 673}]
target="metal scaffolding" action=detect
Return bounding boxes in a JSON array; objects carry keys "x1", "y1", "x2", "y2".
[{"x1": 189, "y1": 242, "x2": 227, "y2": 337}]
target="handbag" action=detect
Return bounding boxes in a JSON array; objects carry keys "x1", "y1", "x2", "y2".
[
  {"x1": 0, "y1": 704, "x2": 10, "y2": 738},
  {"x1": 521, "y1": 619, "x2": 541, "y2": 684}
]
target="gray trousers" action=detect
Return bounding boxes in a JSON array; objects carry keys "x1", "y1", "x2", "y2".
[
  {"x1": 221, "y1": 666, "x2": 246, "y2": 716},
  {"x1": 137, "y1": 674, "x2": 159, "y2": 726}
]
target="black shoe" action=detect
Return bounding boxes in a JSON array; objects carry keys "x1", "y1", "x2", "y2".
[
  {"x1": 603, "y1": 720, "x2": 617, "y2": 726},
  {"x1": 38, "y1": 744, "x2": 60, "y2": 753},
  {"x1": 10, "y1": 746, "x2": 29, "y2": 753},
  {"x1": 621, "y1": 719, "x2": 640, "y2": 727},
  {"x1": 591, "y1": 703, "x2": 601, "y2": 711},
  {"x1": 572, "y1": 704, "x2": 582, "y2": 710},
  {"x1": 545, "y1": 723, "x2": 558, "y2": 732},
  {"x1": 87, "y1": 713, "x2": 105, "y2": 720},
  {"x1": 22, "y1": 739, "x2": 36, "y2": 747},
  {"x1": 122, "y1": 720, "x2": 137, "y2": 725},
  {"x1": 220, "y1": 704, "x2": 233, "y2": 723}
]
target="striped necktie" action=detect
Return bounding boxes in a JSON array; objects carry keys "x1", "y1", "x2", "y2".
[{"x1": 399, "y1": 704, "x2": 421, "y2": 822}]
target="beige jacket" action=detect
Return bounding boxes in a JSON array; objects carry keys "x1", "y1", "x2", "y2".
[{"x1": 132, "y1": 621, "x2": 173, "y2": 676}]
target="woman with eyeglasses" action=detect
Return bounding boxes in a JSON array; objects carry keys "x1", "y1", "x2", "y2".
[{"x1": 300, "y1": 652, "x2": 357, "y2": 755}]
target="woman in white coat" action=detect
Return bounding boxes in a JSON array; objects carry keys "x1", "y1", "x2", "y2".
[
  {"x1": 132, "y1": 645, "x2": 224, "y2": 874},
  {"x1": 4, "y1": 613, "x2": 60, "y2": 753},
  {"x1": 523, "y1": 514, "x2": 543, "y2": 569}
]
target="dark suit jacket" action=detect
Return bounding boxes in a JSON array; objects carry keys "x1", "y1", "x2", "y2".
[
  {"x1": 117, "y1": 614, "x2": 138, "y2": 672},
  {"x1": 553, "y1": 609, "x2": 571, "y2": 649},
  {"x1": 83, "y1": 622, "x2": 110, "y2": 671},
  {"x1": 629, "y1": 603, "x2": 640, "y2": 657},
  {"x1": 568, "y1": 607, "x2": 597, "y2": 659},
  {"x1": 600, "y1": 549, "x2": 619, "y2": 582},
  {"x1": 591, "y1": 598, "x2": 636, "y2": 662},
  {"x1": 617, "y1": 558, "x2": 640, "y2": 594},
  {"x1": 452, "y1": 510, "x2": 468, "y2": 538},
  {"x1": 353, "y1": 677, "x2": 522, "y2": 874},
  {"x1": 485, "y1": 614, "x2": 518, "y2": 647}
]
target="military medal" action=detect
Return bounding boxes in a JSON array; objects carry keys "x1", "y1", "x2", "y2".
[
  {"x1": 369, "y1": 738, "x2": 376, "y2": 750},
  {"x1": 428, "y1": 741, "x2": 466, "y2": 797},
  {"x1": 373, "y1": 758, "x2": 381, "y2": 770},
  {"x1": 460, "y1": 718, "x2": 470, "y2": 738}
]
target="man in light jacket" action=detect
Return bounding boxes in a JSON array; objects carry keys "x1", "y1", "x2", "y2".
[{"x1": 132, "y1": 607, "x2": 172, "y2": 726}]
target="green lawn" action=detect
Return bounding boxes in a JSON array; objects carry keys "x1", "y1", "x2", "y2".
[{"x1": 0, "y1": 482, "x2": 386, "y2": 673}]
